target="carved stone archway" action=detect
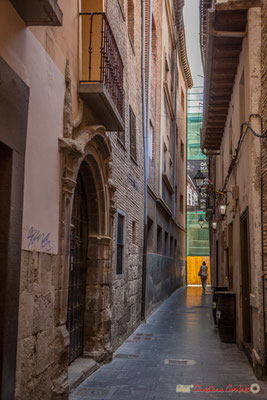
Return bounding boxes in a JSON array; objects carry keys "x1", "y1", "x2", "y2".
[{"x1": 59, "y1": 124, "x2": 116, "y2": 364}]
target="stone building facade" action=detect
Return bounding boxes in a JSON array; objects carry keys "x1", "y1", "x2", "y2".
[
  {"x1": 0, "y1": 0, "x2": 190, "y2": 399},
  {"x1": 144, "y1": 0, "x2": 192, "y2": 316},
  {"x1": 200, "y1": 0, "x2": 267, "y2": 379},
  {"x1": 261, "y1": 0, "x2": 267, "y2": 380}
]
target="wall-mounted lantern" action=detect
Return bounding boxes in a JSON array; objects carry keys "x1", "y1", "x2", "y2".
[
  {"x1": 219, "y1": 204, "x2": 227, "y2": 216},
  {"x1": 194, "y1": 170, "x2": 205, "y2": 189}
]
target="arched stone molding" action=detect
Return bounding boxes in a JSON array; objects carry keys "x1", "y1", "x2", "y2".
[{"x1": 58, "y1": 125, "x2": 116, "y2": 366}]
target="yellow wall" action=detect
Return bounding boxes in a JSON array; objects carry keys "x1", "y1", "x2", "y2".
[{"x1": 187, "y1": 256, "x2": 211, "y2": 285}]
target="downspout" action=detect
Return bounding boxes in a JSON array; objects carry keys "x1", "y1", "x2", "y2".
[{"x1": 141, "y1": 0, "x2": 152, "y2": 320}]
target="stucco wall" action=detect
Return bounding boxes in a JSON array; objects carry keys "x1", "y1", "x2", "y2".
[{"x1": 0, "y1": 0, "x2": 64, "y2": 255}]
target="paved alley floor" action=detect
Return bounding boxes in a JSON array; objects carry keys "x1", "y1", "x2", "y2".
[{"x1": 70, "y1": 287, "x2": 267, "y2": 399}]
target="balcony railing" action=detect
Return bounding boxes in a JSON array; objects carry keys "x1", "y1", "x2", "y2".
[{"x1": 78, "y1": 13, "x2": 124, "y2": 131}]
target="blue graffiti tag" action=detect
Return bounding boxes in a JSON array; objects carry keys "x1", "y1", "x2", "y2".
[{"x1": 27, "y1": 227, "x2": 52, "y2": 252}]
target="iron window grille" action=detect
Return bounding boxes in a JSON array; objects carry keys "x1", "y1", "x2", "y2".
[
  {"x1": 129, "y1": 106, "x2": 137, "y2": 161},
  {"x1": 116, "y1": 210, "x2": 126, "y2": 274}
]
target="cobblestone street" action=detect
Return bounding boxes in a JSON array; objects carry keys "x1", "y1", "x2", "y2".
[{"x1": 70, "y1": 287, "x2": 267, "y2": 399}]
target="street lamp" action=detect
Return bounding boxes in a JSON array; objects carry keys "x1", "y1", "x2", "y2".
[
  {"x1": 198, "y1": 216, "x2": 205, "y2": 229},
  {"x1": 194, "y1": 170, "x2": 206, "y2": 189},
  {"x1": 212, "y1": 221, "x2": 217, "y2": 230},
  {"x1": 219, "y1": 204, "x2": 227, "y2": 216}
]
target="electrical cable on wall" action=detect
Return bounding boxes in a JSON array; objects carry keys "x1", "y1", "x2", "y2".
[{"x1": 223, "y1": 114, "x2": 267, "y2": 191}]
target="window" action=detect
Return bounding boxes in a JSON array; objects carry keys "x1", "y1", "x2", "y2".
[
  {"x1": 239, "y1": 70, "x2": 245, "y2": 126},
  {"x1": 170, "y1": 236, "x2": 173, "y2": 257},
  {"x1": 165, "y1": 55, "x2": 169, "y2": 82},
  {"x1": 147, "y1": 217, "x2": 154, "y2": 253},
  {"x1": 116, "y1": 210, "x2": 125, "y2": 274},
  {"x1": 148, "y1": 122, "x2": 154, "y2": 186},
  {"x1": 118, "y1": 131, "x2": 125, "y2": 146},
  {"x1": 128, "y1": 0, "x2": 134, "y2": 47},
  {"x1": 221, "y1": 150, "x2": 224, "y2": 188},
  {"x1": 164, "y1": 231, "x2": 168, "y2": 255},
  {"x1": 180, "y1": 194, "x2": 184, "y2": 214},
  {"x1": 157, "y1": 225, "x2": 162, "y2": 253},
  {"x1": 152, "y1": 16, "x2": 157, "y2": 61},
  {"x1": 148, "y1": 122, "x2": 154, "y2": 161},
  {"x1": 180, "y1": 139, "x2": 184, "y2": 160},
  {"x1": 229, "y1": 118, "x2": 233, "y2": 156},
  {"x1": 174, "y1": 239, "x2": 177, "y2": 257},
  {"x1": 181, "y1": 88, "x2": 185, "y2": 112},
  {"x1": 129, "y1": 106, "x2": 137, "y2": 161}
]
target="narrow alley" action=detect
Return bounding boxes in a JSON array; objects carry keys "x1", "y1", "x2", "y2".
[
  {"x1": 70, "y1": 287, "x2": 266, "y2": 400},
  {"x1": 1, "y1": 1, "x2": 267, "y2": 399}
]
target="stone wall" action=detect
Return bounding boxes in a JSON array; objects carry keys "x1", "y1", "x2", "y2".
[
  {"x1": 16, "y1": 251, "x2": 69, "y2": 399},
  {"x1": 261, "y1": 1, "x2": 267, "y2": 254},
  {"x1": 261, "y1": 0, "x2": 267, "y2": 373}
]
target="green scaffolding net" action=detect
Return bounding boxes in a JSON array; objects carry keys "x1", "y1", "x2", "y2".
[
  {"x1": 187, "y1": 87, "x2": 210, "y2": 257},
  {"x1": 187, "y1": 212, "x2": 210, "y2": 256}
]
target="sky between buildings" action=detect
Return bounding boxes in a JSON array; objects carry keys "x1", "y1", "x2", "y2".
[{"x1": 184, "y1": 0, "x2": 204, "y2": 88}]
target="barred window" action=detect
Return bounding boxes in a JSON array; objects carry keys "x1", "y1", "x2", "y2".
[
  {"x1": 116, "y1": 211, "x2": 125, "y2": 274},
  {"x1": 164, "y1": 231, "x2": 168, "y2": 255},
  {"x1": 129, "y1": 106, "x2": 137, "y2": 161},
  {"x1": 157, "y1": 225, "x2": 162, "y2": 253}
]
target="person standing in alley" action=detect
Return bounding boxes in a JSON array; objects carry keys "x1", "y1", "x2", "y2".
[{"x1": 199, "y1": 261, "x2": 208, "y2": 291}]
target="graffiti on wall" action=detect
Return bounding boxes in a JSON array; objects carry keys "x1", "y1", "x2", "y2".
[{"x1": 27, "y1": 226, "x2": 52, "y2": 252}]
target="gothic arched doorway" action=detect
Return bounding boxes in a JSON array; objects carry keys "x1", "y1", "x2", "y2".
[
  {"x1": 67, "y1": 170, "x2": 88, "y2": 363},
  {"x1": 66, "y1": 153, "x2": 112, "y2": 364}
]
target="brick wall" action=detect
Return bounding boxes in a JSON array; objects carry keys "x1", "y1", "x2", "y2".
[{"x1": 107, "y1": 0, "x2": 145, "y2": 350}]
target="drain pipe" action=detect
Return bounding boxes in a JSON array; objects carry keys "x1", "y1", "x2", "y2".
[{"x1": 141, "y1": 0, "x2": 152, "y2": 320}]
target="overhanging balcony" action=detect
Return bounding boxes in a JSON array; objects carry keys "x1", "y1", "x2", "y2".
[
  {"x1": 78, "y1": 13, "x2": 125, "y2": 132},
  {"x1": 10, "y1": 0, "x2": 62, "y2": 26}
]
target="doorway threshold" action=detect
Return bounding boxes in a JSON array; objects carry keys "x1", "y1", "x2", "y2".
[{"x1": 68, "y1": 357, "x2": 98, "y2": 392}]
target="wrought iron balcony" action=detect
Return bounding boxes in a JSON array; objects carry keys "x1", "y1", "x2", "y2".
[
  {"x1": 10, "y1": 0, "x2": 62, "y2": 26},
  {"x1": 78, "y1": 13, "x2": 125, "y2": 132}
]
